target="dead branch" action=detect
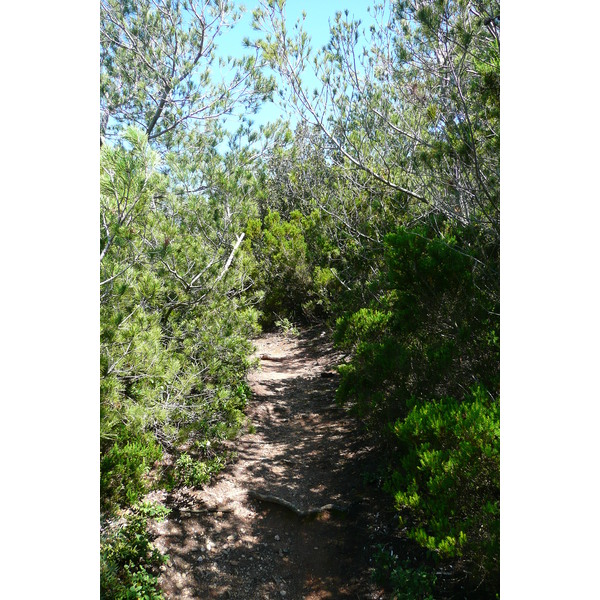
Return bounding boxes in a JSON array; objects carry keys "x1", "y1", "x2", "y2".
[
  {"x1": 248, "y1": 490, "x2": 348, "y2": 518},
  {"x1": 258, "y1": 354, "x2": 286, "y2": 362}
]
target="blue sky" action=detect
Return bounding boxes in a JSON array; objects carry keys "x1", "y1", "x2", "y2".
[
  {"x1": 102, "y1": 0, "x2": 378, "y2": 148},
  {"x1": 217, "y1": 0, "x2": 374, "y2": 57},
  {"x1": 215, "y1": 0, "x2": 377, "y2": 132}
]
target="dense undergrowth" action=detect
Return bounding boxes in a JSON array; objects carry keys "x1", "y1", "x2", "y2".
[
  {"x1": 100, "y1": 0, "x2": 499, "y2": 597},
  {"x1": 333, "y1": 223, "x2": 499, "y2": 596},
  {"x1": 101, "y1": 502, "x2": 171, "y2": 599}
]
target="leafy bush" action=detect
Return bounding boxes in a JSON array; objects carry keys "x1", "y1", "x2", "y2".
[
  {"x1": 388, "y1": 387, "x2": 499, "y2": 580},
  {"x1": 335, "y1": 223, "x2": 499, "y2": 431},
  {"x1": 101, "y1": 503, "x2": 170, "y2": 600},
  {"x1": 100, "y1": 435, "x2": 163, "y2": 512},
  {"x1": 246, "y1": 210, "x2": 314, "y2": 325},
  {"x1": 174, "y1": 453, "x2": 225, "y2": 487},
  {"x1": 275, "y1": 317, "x2": 300, "y2": 337},
  {"x1": 373, "y1": 545, "x2": 437, "y2": 600},
  {"x1": 335, "y1": 222, "x2": 499, "y2": 593}
]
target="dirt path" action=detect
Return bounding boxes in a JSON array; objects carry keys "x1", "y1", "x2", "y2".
[{"x1": 150, "y1": 327, "x2": 393, "y2": 599}]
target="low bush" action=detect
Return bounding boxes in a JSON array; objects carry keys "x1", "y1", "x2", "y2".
[
  {"x1": 335, "y1": 224, "x2": 499, "y2": 432},
  {"x1": 335, "y1": 223, "x2": 499, "y2": 594},
  {"x1": 174, "y1": 453, "x2": 226, "y2": 487},
  {"x1": 388, "y1": 387, "x2": 499, "y2": 588},
  {"x1": 373, "y1": 545, "x2": 437, "y2": 600},
  {"x1": 100, "y1": 435, "x2": 163, "y2": 513},
  {"x1": 100, "y1": 502, "x2": 170, "y2": 600}
]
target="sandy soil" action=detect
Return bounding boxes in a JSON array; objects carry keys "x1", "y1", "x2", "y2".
[{"x1": 149, "y1": 327, "x2": 396, "y2": 599}]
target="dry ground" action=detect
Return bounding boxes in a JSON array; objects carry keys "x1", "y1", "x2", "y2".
[{"x1": 149, "y1": 327, "x2": 397, "y2": 599}]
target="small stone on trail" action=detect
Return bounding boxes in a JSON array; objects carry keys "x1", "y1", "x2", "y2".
[{"x1": 274, "y1": 534, "x2": 280, "y2": 541}]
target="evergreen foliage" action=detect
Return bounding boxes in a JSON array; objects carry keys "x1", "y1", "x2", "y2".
[
  {"x1": 99, "y1": 125, "x2": 261, "y2": 593},
  {"x1": 373, "y1": 546, "x2": 437, "y2": 600},
  {"x1": 336, "y1": 221, "x2": 498, "y2": 426},
  {"x1": 101, "y1": 503, "x2": 171, "y2": 600},
  {"x1": 100, "y1": 126, "x2": 261, "y2": 502},
  {"x1": 100, "y1": 0, "x2": 500, "y2": 596},
  {"x1": 246, "y1": 210, "x2": 312, "y2": 325},
  {"x1": 334, "y1": 221, "x2": 499, "y2": 592},
  {"x1": 389, "y1": 388, "x2": 499, "y2": 578}
]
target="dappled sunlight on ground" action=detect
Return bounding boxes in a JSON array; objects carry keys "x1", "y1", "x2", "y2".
[{"x1": 149, "y1": 327, "x2": 395, "y2": 599}]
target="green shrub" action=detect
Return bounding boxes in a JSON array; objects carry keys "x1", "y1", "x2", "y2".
[
  {"x1": 125, "y1": 566, "x2": 163, "y2": 600},
  {"x1": 174, "y1": 453, "x2": 225, "y2": 487},
  {"x1": 101, "y1": 436, "x2": 163, "y2": 512},
  {"x1": 387, "y1": 387, "x2": 499, "y2": 586},
  {"x1": 335, "y1": 223, "x2": 499, "y2": 430},
  {"x1": 246, "y1": 210, "x2": 313, "y2": 326},
  {"x1": 275, "y1": 316, "x2": 300, "y2": 337},
  {"x1": 373, "y1": 545, "x2": 437, "y2": 600},
  {"x1": 100, "y1": 503, "x2": 170, "y2": 600},
  {"x1": 334, "y1": 222, "x2": 499, "y2": 593},
  {"x1": 100, "y1": 129, "x2": 263, "y2": 521}
]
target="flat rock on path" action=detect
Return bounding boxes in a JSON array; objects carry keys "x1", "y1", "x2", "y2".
[{"x1": 149, "y1": 327, "x2": 390, "y2": 599}]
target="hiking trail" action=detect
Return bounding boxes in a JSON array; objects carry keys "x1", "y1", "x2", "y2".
[{"x1": 149, "y1": 327, "x2": 395, "y2": 599}]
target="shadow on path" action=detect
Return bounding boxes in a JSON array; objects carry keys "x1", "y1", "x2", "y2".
[{"x1": 150, "y1": 327, "x2": 396, "y2": 600}]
